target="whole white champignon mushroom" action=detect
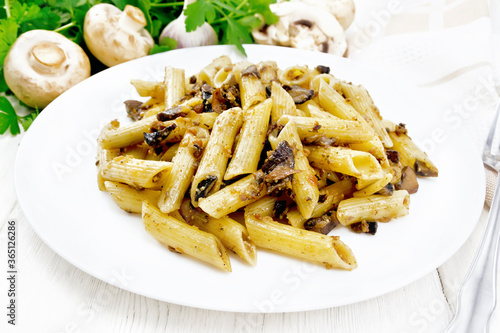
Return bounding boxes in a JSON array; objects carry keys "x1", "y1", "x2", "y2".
[
  {"x1": 293, "y1": 0, "x2": 355, "y2": 30},
  {"x1": 3, "y1": 29, "x2": 91, "y2": 109},
  {"x1": 83, "y1": 4, "x2": 154, "y2": 67},
  {"x1": 252, "y1": 2, "x2": 347, "y2": 56},
  {"x1": 160, "y1": 0, "x2": 218, "y2": 48}
]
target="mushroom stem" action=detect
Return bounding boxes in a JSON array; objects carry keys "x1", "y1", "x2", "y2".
[
  {"x1": 119, "y1": 5, "x2": 147, "y2": 32},
  {"x1": 30, "y1": 42, "x2": 67, "y2": 74}
]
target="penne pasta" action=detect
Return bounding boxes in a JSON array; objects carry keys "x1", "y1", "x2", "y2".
[
  {"x1": 180, "y1": 199, "x2": 257, "y2": 265},
  {"x1": 142, "y1": 200, "x2": 231, "y2": 272},
  {"x1": 225, "y1": 99, "x2": 272, "y2": 180},
  {"x1": 277, "y1": 115, "x2": 373, "y2": 144},
  {"x1": 239, "y1": 64, "x2": 267, "y2": 109},
  {"x1": 102, "y1": 155, "x2": 172, "y2": 189},
  {"x1": 164, "y1": 66, "x2": 185, "y2": 109},
  {"x1": 341, "y1": 82, "x2": 393, "y2": 148},
  {"x1": 244, "y1": 213, "x2": 357, "y2": 270},
  {"x1": 275, "y1": 122, "x2": 319, "y2": 219},
  {"x1": 306, "y1": 145, "x2": 384, "y2": 180},
  {"x1": 158, "y1": 127, "x2": 209, "y2": 213},
  {"x1": 191, "y1": 107, "x2": 243, "y2": 205},
  {"x1": 104, "y1": 181, "x2": 160, "y2": 214},
  {"x1": 337, "y1": 190, "x2": 410, "y2": 226},
  {"x1": 198, "y1": 173, "x2": 267, "y2": 219},
  {"x1": 287, "y1": 178, "x2": 355, "y2": 229},
  {"x1": 271, "y1": 80, "x2": 297, "y2": 124},
  {"x1": 98, "y1": 57, "x2": 438, "y2": 272}
]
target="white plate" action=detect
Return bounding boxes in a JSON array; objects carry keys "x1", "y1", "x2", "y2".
[{"x1": 15, "y1": 45, "x2": 485, "y2": 313}]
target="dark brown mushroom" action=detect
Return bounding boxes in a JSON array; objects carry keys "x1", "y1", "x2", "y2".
[
  {"x1": 315, "y1": 65, "x2": 330, "y2": 74},
  {"x1": 194, "y1": 175, "x2": 217, "y2": 202},
  {"x1": 396, "y1": 166, "x2": 419, "y2": 194},
  {"x1": 304, "y1": 212, "x2": 339, "y2": 235},
  {"x1": 241, "y1": 65, "x2": 261, "y2": 79},
  {"x1": 350, "y1": 221, "x2": 378, "y2": 235},
  {"x1": 261, "y1": 140, "x2": 296, "y2": 195},
  {"x1": 124, "y1": 100, "x2": 147, "y2": 121},
  {"x1": 156, "y1": 106, "x2": 185, "y2": 121},
  {"x1": 143, "y1": 123, "x2": 177, "y2": 147},
  {"x1": 283, "y1": 84, "x2": 315, "y2": 104},
  {"x1": 378, "y1": 183, "x2": 394, "y2": 196},
  {"x1": 414, "y1": 160, "x2": 439, "y2": 177},
  {"x1": 273, "y1": 200, "x2": 288, "y2": 219}
]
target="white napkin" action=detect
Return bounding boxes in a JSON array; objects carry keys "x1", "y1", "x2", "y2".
[{"x1": 346, "y1": 0, "x2": 500, "y2": 205}]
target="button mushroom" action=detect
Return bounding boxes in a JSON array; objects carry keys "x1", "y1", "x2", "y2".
[
  {"x1": 83, "y1": 4, "x2": 154, "y2": 67},
  {"x1": 252, "y1": 2, "x2": 347, "y2": 56},
  {"x1": 3, "y1": 30, "x2": 90, "y2": 109},
  {"x1": 295, "y1": 0, "x2": 356, "y2": 30}
]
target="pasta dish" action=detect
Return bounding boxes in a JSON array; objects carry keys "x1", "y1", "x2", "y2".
[{"x1": 96, "y1": 56, "x2": 438, "y2": 272}]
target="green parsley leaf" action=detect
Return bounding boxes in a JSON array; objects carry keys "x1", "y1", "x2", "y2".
[
  {"x1": 0, "y1": 69, "x2": 9, "y2": 93},
  {"x1": 0, "y1": 96, "x2": 20, "y2": 135},
  {"x1": 184, "y1": 0, "x2": 216, "y2": 32},
  {"x1": 20, "y1": 108, "x2": 39, "y2": 131},
  {"x1": 150, "y1": 36, "x2": 177, "y2": 54},
  {"x1": 224, "y1": 17, "x2": 253, "y2": 55}
]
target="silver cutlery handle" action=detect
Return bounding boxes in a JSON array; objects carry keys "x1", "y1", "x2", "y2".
[{"x1": 445, "y1": 172, "x2": 500, "y2": 333}]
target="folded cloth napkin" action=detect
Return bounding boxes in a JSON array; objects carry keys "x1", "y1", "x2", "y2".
[
  {"x1": 486, "y1": 167, "x2": 498, "y2": 207},
  {"x1": 346, "y1": 0, "x2": 500, "y2": 206}
]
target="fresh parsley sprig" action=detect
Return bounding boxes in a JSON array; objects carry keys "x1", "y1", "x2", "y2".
[{"x1": 184, "y1": 0, "x2": 278, "y2": 55}]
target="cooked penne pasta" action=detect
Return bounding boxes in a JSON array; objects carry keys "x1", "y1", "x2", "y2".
[
  {"x1": 198, "y1": 173, "x2": 267, "y2": 219},
  {"x1": 389, "y1": 130, "x2": 439, "y2": 177},
  {"x1": 158, "y1": 127, "x2": 209, "y2": 213},
  {"x1": 198, "y1": 55, "x2": 232, "y2": 85},
  {"x1": 337, "y1": 190, "x2": 410, "y2": 226},
  {"x1": 142, "y1": 200, "x2": 231, "y2": 272},
  {"x1": 164, "y1": 66, "x2": 185, "y2": 109},
  {"x1": 97, "y1": 146, "x2": 119, "y2": 191},
  {"x1": 353, "y1": 173, "x2": 393, "y2": 197},
  {"x1": 280, "y1": 65, "x2": 312, "y2": 87},
  {"x1": 307, "y1": 145, "x2": 384, "y2": 180},
  {"x1": 130, "y1": 79, "x2": 165, "y2": 100},
  {"x1": 191, "y1": 107, "x2": 243, "y2": 205},
  {"x1": 277, "y1": 115, "x2": 373, "y2": 144},
  {"x1": 225, "y1": 99, "x2": 272, "y2": 180},
  {"x1": 341, "y1": 82, "x2": 393, "y2": 147},
  {"x1": 98, "y1": 116, "x2": 157, "y2": 149},
  {"x1": 275, "y1": 122, "x2": 319, "y2": 219},
  {"x1": 104, "y1": 181, "x2": 160, "y2": 214},
  {"x1": 271, "y1": 80, "x2": 297, "y2": 124},
  {"x1": 180, "y1": 199, "x2": 257, "y2": 265},
  {"x1": 318, "y1": 80, "x2": 361, "y2": 121},
  {"x1": 102, "y1": 155, "x2": 172, "y2": 189},
  {"x1": 244, "y1": 213, "x2": 357, "y2": 270},
  {"x1": 287, "y1": 178, "x2": 355, "y2": 229},
  {"x1": 239, "y1": 64, "x2": 266, "y2": 109},
  {"x1": 98, "y1": 57, "x2": 438, "y2": 272}
]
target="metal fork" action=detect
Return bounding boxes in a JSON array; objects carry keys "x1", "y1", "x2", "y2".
[{"x1": 445, "y1": 103, "x2": 500, "y2": 333}]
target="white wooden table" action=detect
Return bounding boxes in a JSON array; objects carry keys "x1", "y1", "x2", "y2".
[{"x1": 2, "y1": 1, "x2": 500, "y2": 332}]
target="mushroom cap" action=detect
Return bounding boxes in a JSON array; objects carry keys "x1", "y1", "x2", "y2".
[
  {"x1": 3, "y1": 29, "x2": 91, "y2": 109},
  {"x1": 294, "y1": 0, "x2": 356, "y2": 30},
  {"x1": 252, "y1": 2, "x2": 347, "y2": 56},
  {"x1": 83, "y1": 3, "x2": 154, "y2": 67}
]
